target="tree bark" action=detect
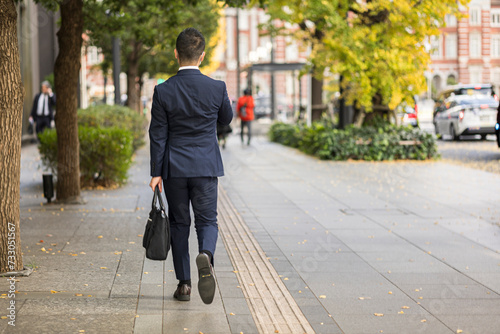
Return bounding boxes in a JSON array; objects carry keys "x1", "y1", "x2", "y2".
[
  {"x1": 126, "y1": 40, "x2": 142, "y2": 113},
  {"x1": 0, "y1": 0, "x2": 25, "y2": 272},
  {"x1": 311, "y1": 75, "x2": 324, "y2": 122},
  {"x1": 54, "y1": 0, "x2": 84, "y2": 202}
]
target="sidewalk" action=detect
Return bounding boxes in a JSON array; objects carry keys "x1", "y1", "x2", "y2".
[{"x1": 1, "y1": 132, "x2": 500, "y2": 334}]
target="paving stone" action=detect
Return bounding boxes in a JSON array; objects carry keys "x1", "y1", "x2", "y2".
[{"x1": 133, "y1": 314, "x2": 163, "y2": 334}]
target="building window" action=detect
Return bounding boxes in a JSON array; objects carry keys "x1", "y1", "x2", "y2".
[
  {"x1": 239, "y1": 34, "x2": 249, "y2": 64},
  {"x1": 430, "y1": 35, "x2": 443, "y2": 58},
  {"x1": 226, "y1": 17, "x2": 235, "y2": 60},
  {"x1": 445, "y1": 14, "x2": 457, "y2": 27},
  {"x1": 492, "y1": 10, "x2": 500, "y2": 27},
  {"x1": 238, "y1": 10, "x2": 249, "y2": 30},
  {"x1": 285, "y1": 37, "x2": 299, "y2": 62},
  {"x1": 445, "y1": 34, "x2": 457, "y2": 59},
  {"x1": 492, "y1": 68, "x2": 500, "y2": 93},
  {"x1": 447, "y1": 74, "x2": 457, "y2": 86},
  {"x1": 469, "y1": 7, "x2": 481, "y2": 26},
  {"x1": 87, "y1": 46, "x2": 100, "y2": 65},
  {"x1": 492, "y1": 35, "x2": 500, "y2": 58},
  {"x1": 469, "y1": 66, "x2": 482, "y2": 84},
  {"x1": 469, "y1": 32, "x2": 482, "y2": 58}
]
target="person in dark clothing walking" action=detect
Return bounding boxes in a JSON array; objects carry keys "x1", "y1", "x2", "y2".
[
  {"x1": 149, "y1": 28, "x2": 233, "y2": 304},
  {"x1": 30, "y1": 81, "x2": 56, "y2": 136}
]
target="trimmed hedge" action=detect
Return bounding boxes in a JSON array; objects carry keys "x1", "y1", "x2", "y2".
[
  {"x1": 38, "y1": 105, "x2": 146, "y2": 188},
  {"x1": 269, "y1": 122, "x2": 438, "y2": 161},
  {"x1": 78, "y1": 105, "x2": 147, "y2": 151},
  {"x1": 38, "y1": 126, "x2": 134, "y2": 188}
]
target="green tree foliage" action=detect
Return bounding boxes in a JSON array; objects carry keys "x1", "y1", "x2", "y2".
[
  {"x1": 259, "y1": 0, "x2": 467, "y2": 118},
  {"x1": 85, "y1": 0, "x2": 221, "y2": 111}
]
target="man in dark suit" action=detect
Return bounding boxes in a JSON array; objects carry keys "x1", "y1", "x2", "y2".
[
  {"x1": 149, "y1": 28, "x2": 233, "y2": 304},
  {"x1": 29, "y1": 81, "x2": 56, "y2": 136}
]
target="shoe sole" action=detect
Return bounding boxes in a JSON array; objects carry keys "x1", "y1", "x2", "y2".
[
  {"x1": 196, "y1": 254, "x2": 216, "y2": 304},
  {"x1": 174, "y1": 294, "x2": 190, "y2": 301}
]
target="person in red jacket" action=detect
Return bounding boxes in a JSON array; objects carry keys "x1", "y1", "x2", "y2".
[{"x1": 237, "y1": 88, "x2": 255, "y2": 145}]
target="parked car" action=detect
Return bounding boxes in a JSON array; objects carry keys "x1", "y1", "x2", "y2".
[
  {"x1": 434, "y1": 94, "x2": 498, "y2": 140},
  {"x1": 496, "y1": 108, "x2": 500, "y2": 147},
  {"x1": 396, "y1": 103, "x2": 418, "y2": 127},
  {"x1": 433, "y1": 84, "x2": 497, "y2": 121},
  {"x1": 253, "y1": 94, "x2": 292, "y2": 119}
]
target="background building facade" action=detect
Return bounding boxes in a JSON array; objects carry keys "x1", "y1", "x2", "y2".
[
  {"x1": 212, "y1": 8, "x2": 310, "y2": 121},
  {"x1": 428, "y1": 0, "x2": 500, "y2": 97}
]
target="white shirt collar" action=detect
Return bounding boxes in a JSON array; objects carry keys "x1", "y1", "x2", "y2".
[{"x1": 178, "y1": 66, "x2": 199, "y2": 71}]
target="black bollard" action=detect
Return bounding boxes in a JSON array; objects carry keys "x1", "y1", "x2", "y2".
[{"x1": 42, "y1": 174, "x2": 54, "y2": 203}]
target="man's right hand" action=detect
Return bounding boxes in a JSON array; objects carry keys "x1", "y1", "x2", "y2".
[{"x1": 149, "y1": 176, "x2": 163, "y2": 192}]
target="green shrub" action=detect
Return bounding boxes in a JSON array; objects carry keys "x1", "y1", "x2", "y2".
[
  {"x1": 78, "y1": 105, "x2": 147, "y2": 151},
  {"x1": 38, "y1": 126, "x2": 134, "y2": 188},
  {"x1": 269, "y1": 122, "x2": 438, "y2": 161},
  {"x1": 38, "y1": 128, "x2": 58, "y2": 173}
]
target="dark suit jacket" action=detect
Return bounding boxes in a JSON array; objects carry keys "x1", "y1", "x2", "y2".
[
  {"x1": 149, "y1": 69, "x2": 233, "y2": 178},
  {"x1": 30, "y1": 93, "x2": 56, "y2": 121}
]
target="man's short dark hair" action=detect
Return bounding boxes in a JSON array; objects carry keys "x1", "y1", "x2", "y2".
[{"x1": 176, "y1": 28, "x2": 205, "y2": 63}]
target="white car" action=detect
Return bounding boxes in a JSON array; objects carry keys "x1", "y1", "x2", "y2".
[{"x1": 434, "y1": 95, "x2": 498, "y2": 140}]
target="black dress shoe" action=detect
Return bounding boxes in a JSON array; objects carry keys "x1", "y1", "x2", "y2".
[
  {"x1": 173, "y1": 283, "x2": 191, "y2": 301},
  {"x1": 196, "y1": 253, "x2": 216, "y2": 304}
]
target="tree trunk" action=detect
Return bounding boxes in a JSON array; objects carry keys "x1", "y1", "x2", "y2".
[
  {"x1": 0, "y1": 0, "x2": 25, "y2": 272},
  {"x1": 353, "y1": 107, "x2": 366, "y2": 127},
  {"x1": 126, "y1": 40, "x2": 142, "y2": 113},
  {"x1": 311, "y1": 76, "x2": 324, "y2": 122},
  {"x1": 138, "y1": 77, "x2": 144, "y2": 114},
  {"x1": 54, "y1": 0, "x2": 84, "y2": 202}
]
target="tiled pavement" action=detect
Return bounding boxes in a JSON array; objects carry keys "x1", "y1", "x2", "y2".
[{"x1": 1, "y1": 132, "x2": 500, "y2": 334}]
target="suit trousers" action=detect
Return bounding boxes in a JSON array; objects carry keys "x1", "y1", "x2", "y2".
[
  {"x1": 164, "y1": 177, "x2": 218, "y2": 281},
  {"x1": 35, "y1": 116, "x2": 52, "y2": 136}
]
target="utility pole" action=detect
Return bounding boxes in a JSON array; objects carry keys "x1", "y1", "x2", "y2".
[
  {"x1": 112, "y1": 37, "x2": 121, "y2": 105},
  {"x1": 338, "y1": 10, "x2": 349, "y2": 128},
  {"x1": 236, "y1": 9, "x2": 241, "y2": 98},
  {"x1": 338, "y1": 74, "x2": 346, "y2": 129},
  {"x1": 270, "y1": 35, "x2": 276, "y2": 120}
]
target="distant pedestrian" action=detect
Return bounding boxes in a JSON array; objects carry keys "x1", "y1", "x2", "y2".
[
  {"x1": 149, "y1": 28, "x2": 233, "y2": 304},
  {"x1": 30, "y1": 81, "x2": 56, "y2": 136},
  {"x1": 237, "y1": 88, "x2": 254, "y2": 145}
]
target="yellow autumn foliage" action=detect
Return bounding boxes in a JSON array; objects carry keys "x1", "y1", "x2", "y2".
[{"x1": 261, "y1": 0, "x2": 467, "y2": 112}]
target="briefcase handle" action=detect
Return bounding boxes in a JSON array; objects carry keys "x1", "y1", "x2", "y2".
[{"x1": 152, "y1": 186, "x2": 166, "y2": 211}]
